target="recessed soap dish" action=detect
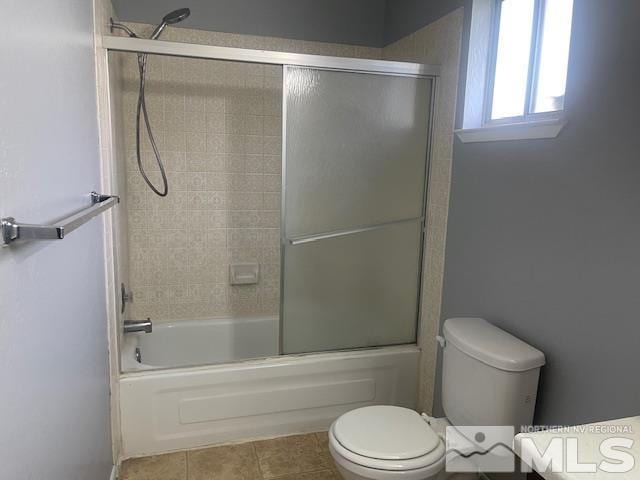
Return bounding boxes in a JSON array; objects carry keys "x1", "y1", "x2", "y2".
[{"x1": 229, "y1": 262, "x2": 260, "y2": 285}]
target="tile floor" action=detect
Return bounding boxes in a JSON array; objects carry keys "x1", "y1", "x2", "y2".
[{"x1": 121, "y1": 432, "x2": 342, "y2": 480}]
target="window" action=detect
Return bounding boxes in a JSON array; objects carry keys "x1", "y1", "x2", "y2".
[
  {"x1": 487, "y1": 0, "x2": 574, "y2": 122},
  {"x1": 457, "y1": 0, "x2": 574, "y2": 142}
]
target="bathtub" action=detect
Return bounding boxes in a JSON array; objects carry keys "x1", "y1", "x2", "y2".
[
  {"x1": 119, "y1": 318, "x2": 419, "y2": 458},
  {"x1": 121, "y1": 316, "x2": 279, "y2": 371}
]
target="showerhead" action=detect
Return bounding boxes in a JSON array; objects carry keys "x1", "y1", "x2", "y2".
[
  {"x1": 150, "y1": 8, "x2": 191, "y2": 40},
  {"x1": 163, "y1": 8, "x2": 191, "y2": 25}
]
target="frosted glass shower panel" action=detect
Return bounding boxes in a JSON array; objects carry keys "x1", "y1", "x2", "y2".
[
  {"x1": 284, "y1": 67, "x2": 432, "y2": 237},
  {"x1": 283, "y1": 221, "x2": 423, "y2": 353},
  {"x1": 282, "y1": 67, "x2": 432, "y2": 354}
]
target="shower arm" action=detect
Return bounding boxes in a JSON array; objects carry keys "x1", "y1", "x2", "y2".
[{"x1": 110, "y1": 19, "x2": 139, "y2": 38}]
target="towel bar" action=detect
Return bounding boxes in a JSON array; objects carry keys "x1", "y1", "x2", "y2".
[{"x1": 1, "y1": 192, "x2": 119, "y2": 246}]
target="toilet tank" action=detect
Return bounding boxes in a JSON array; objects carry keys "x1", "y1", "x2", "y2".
[{"x1": 441, "y1": 318, "x2": 545, "y2": 431}]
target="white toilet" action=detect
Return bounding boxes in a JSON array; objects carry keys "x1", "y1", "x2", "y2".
[{"x1": 328, "y1": 317, "x2": 546, "y2": 480}]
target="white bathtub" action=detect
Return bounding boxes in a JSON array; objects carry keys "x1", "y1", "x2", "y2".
[
  {"x1": 119, "y1": 318, "x2": 419, "y2": 458},
  {"x1": 121, "y1": 316, "x2": 279, "y2": 371}
]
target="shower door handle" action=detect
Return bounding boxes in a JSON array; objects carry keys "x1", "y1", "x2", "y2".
[{"x1": 287, "y1": 217, "x2": 423, "y2": 246}]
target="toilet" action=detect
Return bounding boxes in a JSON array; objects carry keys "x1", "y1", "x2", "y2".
[{"x1": 328, "y1": 317, "x2": 546, "y2": 480}]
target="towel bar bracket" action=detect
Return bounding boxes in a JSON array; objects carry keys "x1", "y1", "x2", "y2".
[{"x1": 1, "y1": 192, "x2": 119, "y2": 246}]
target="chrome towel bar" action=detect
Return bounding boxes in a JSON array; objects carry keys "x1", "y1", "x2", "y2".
[{"x1": 1, "y1": 192, "x2": 119, "y2": 246}]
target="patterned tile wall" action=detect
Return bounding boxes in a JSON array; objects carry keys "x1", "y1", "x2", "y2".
[{"x1": 114, "y1": 24, "x2": 381, "y2": 322}]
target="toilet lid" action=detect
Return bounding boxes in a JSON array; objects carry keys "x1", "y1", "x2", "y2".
[{"x1": 333, "y1": 406, "x2": 440, "y2": 460}]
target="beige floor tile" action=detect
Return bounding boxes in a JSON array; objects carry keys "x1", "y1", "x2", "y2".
[
  {"x1": 314, "y1": 431, "x2": 339, "y2": 474},
  {"x1": 188, "y1": 443, "x2": 261, "y2": 480},
  {"x1": 315, "y1": 431, "x2": 329, "y2": 447},
  {"x1": 121, "y1": 452, "x2": 187, "y2": 480},
  {"x1": 253, "y1": 433, "x2": 331, "y2": 479},
  {"x1": 274, "y1": 470, "x2": 340, "y2": 480}
]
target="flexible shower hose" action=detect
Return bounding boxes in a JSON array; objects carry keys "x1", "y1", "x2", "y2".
[{"x1": 136, "y1": 52, "x2": 169, "y2": 197}]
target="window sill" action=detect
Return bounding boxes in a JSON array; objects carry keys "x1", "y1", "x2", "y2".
[{"x1": 455, "y1": 117, "x2": 566, "y2": 143}]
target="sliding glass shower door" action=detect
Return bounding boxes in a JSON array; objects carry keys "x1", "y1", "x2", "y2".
[{"x1": 282, "y1": 67, "x2": 433, "y2": 354}]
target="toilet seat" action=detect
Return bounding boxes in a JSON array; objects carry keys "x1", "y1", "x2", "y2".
[
  {"x1": 329, "y1": 406, "x2": 446, "y2": 474},
  {"x1": 334, "y1": 406, "x2": 441, "y2": 461}
]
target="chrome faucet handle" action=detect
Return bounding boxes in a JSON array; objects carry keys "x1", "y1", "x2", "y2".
[
  {"x1": 124, "y1": 318, "x2": 152, "y2": 334},
  {"x1": 121, "y1": 283, "x2": 133, "y2": 314}
]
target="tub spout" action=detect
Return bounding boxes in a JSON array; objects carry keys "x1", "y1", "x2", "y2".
[{"x1": 124, "y1": 319, "x2": 153, "y2": 334}]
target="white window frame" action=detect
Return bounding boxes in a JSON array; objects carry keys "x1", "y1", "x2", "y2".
[{"x1": 456, "y1": 0, "x2": 571, "y2": 143}]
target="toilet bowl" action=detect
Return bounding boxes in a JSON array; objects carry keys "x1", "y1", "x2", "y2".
[
  {"x1": 328, "y1": 406, "x2": 446, "y2": 480},
  {"x1": 328, "y1": 318, "x2": 546, "y2": 480}
]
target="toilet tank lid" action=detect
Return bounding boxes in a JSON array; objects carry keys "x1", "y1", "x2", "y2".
[{"x1": 443, "y1": 317, "x2": 546, "y2": 372}]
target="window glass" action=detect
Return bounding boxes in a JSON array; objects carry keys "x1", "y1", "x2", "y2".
[
  {"x1": 534, "y1": 0, "x2": 574, "y2": 113},
  {"x1": 490, "y1": 0, "x2": 535, "y2": 120}
]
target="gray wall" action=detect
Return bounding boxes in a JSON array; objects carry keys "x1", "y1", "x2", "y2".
[
  {"x1": 439, "y1": 0, "x2": 640, "y2": 425},
  {"x1": 112, "y1": 0, "x2": 386, "y2": 47},
  {"x1": 0, "y1": 1, "x2": 113, "y2": 479},
  {"x1": 384, "y1": 0, "x2": 469, "y2": 45}
]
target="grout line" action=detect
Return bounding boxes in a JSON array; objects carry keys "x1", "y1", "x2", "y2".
[
  {"x1": 251, "y1": 442, "x2": 266, "y2": 480},
  {"x1": 183, "y1": 450, "x2": 189, "y2": 480}
]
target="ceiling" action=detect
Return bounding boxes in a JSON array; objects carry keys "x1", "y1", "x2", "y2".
[{"x1": 111, "y1": 0, "x2": 388, "y2": 47}]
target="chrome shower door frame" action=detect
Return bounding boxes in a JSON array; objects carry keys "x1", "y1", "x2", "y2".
[
  {"x1": 102, "y1": 34, "x2": 439, "y2": 358},
  {"x1": 279, "y1": 65, "x2": 438, "y2": 355},
  {"x1": 102, "y1": 36, "x2": 440, "y2": 77}
]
